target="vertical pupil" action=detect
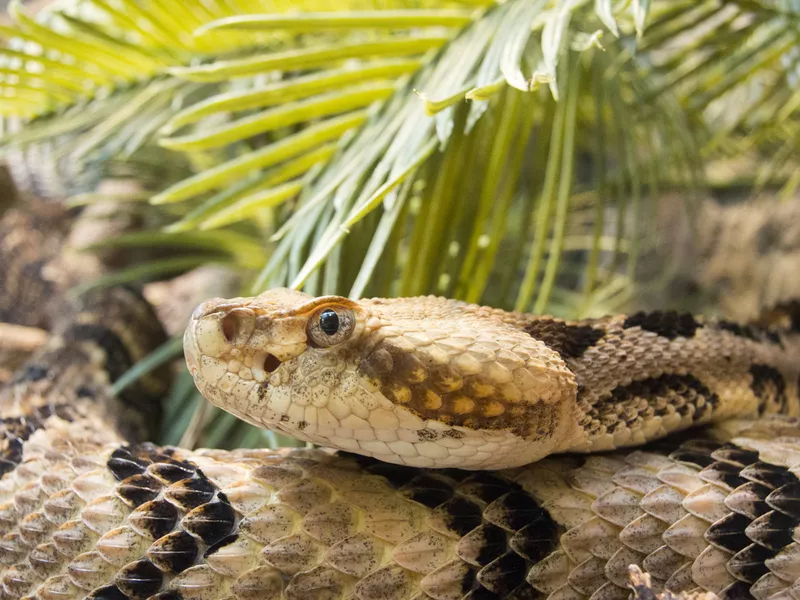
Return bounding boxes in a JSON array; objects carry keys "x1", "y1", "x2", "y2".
[{"x1": 319, "y1": 310, "x2": 340, "y2": 335}]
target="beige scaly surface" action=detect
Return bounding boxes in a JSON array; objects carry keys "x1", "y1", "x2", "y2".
[{"x1": 7, "y1": 377, "x2": 800, "y2": 600}]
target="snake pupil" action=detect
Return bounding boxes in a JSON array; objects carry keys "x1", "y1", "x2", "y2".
[{"x1": 319, "y1": 309, "x2": 340, "y2": 336}]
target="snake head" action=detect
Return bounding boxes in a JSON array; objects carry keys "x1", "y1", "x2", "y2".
[
  {"x1": 184, "y1": 288, "x2": 373, "y2": 431},
  {"x1": 185, "y1": 289, "x2": 580, "y2": 469}
]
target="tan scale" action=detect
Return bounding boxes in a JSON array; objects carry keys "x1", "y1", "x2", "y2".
[{"x1": 8, "y1": 415, "x2": 800, "y2": 599}]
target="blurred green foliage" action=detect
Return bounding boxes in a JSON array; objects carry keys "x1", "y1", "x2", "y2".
[{"x1": 1, "y1": 0, "x2": 799, "y2": 447}]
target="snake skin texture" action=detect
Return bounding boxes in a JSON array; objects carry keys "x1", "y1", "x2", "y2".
[
  {"x1": 6, "y1": 366, "x2": 800, "y2": 600},
  {"x1": 0, "y1": 202, "x2": 73, "y2": 330},
  {"x1": 185, "y1": 290, "x2": 800, "y2": 470},
  {"x1": 628, "y1": 566, "x2": 717, "y2": 600}
]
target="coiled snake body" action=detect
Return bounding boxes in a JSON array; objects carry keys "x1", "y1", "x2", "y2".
[{"x1": 4, "y1": 205, "x2": 800, "y2": 600}]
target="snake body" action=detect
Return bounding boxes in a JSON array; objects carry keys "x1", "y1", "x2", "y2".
[
  {"x1": 184, "y1": 289, "x2": 800, "y2": 470},
  {"x1": 6, "y1": 349, "x2": 800, "y2": 600},
  {"x1": 4, "y1": 203, "x2": 800, "y2": 600}
]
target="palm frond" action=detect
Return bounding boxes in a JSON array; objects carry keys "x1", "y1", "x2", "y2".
[{"x1": 3, "y1": 0, "x2": 799, "y2": 448}]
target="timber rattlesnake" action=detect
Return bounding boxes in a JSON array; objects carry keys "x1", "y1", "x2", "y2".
[{"x1": 3, "y1": 204, "x2": 800, "y2": 600}]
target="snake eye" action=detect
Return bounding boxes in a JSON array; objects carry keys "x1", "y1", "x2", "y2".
[
  {"x1": 307, "y1": 306, "x2": 355, "y2": 348},
  {"x1": 319, "y1": 309, "x2": 339, "y2": 335}
]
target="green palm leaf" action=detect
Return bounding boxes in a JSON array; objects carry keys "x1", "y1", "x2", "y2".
[{"x1": 2, "y1": 0, "x2": 798, "y2": 448}]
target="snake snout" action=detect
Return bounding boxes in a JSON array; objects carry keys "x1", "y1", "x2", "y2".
[
  {"x1": 189, "y1": 306, "x2": 257, "y2": 359},
  {"x1": 183, "y1": 327, "x2": 199, "y2": 375}
]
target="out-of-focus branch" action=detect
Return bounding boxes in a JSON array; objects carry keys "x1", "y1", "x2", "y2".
[
  {"x1": 0, "y1": 322, "x2": 48, "y2": 353},
  {"x1": 0, "y1": 321, "x2": 48, "y2": 382},
  {"x1": 0, "y1": 0, "x2": 54, "y2": 24},
  {"x1": 629, "y1": 566, "x2": 719, "y2": 600}
]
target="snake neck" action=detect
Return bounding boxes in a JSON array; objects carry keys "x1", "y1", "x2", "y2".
[{"x1": 517, "y1": 311, "x2": 800, "y2": 453}]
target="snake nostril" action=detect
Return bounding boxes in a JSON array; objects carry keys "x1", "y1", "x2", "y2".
[
  {"x1": 264, "y1": 353, "x2": 281, "y2": 373},
  {"x1": 222, "y1": 314, "x2": 237, "y2": 343}
]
